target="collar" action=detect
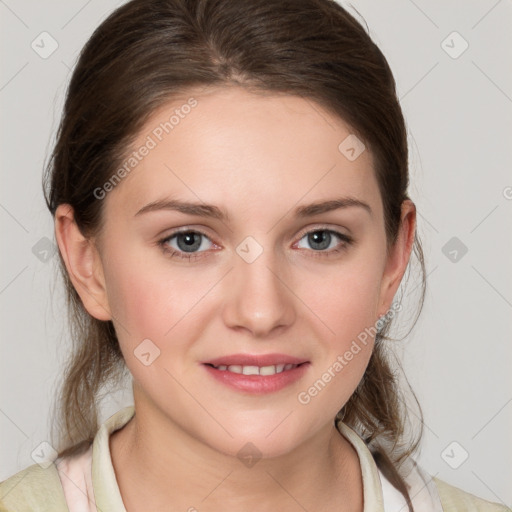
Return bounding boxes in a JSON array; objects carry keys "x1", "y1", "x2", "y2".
[
  {"x1": 92, "y1": 406, "x2": 387, "y2": 512},
  {"x1": 335, "y1": 420, "x2": 385, "y2": 511},
  {"x1": 92, "y1": 406, "x2": 134, "y2": 511}
]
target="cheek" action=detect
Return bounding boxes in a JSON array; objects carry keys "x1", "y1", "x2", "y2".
[
  {"x1": 296, "y1": 256, "x2": 383, "y2": 409},
  {"x1": 104, "y1": 262, "x2": 168, "y2": 338},
  {"x1": 305, "y1": 257, "x2": 383, "y2": 344},
  {"x1": 103, "y1": 250, "x2": 215, "y2": 363},
  {"x1": 103, "y1": 237, "x2": 189, "y2": 330},
  {"x1": 103, "y1": 261, "x2": 198, "y2": 399}
]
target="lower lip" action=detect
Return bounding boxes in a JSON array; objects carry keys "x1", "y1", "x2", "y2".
[{"x1": 202, "y1": 363, "x2": 310, "y2": 394}]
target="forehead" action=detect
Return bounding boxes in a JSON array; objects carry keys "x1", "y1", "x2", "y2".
[{"x1": 109, "y1": 85, "x2": 381, "y2": 219}]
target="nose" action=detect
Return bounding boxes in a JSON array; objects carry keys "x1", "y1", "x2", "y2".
[{"x1": 221, "y1": 246, "x2": 296, "y2": 338}]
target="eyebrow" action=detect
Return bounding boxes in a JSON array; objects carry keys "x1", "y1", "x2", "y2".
[{"x1": 134, "y1": 196, "x2": 372, "y2": 220}]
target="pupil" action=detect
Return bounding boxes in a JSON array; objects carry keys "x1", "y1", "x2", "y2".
[
  {"x1": 309, "y1": 231, "x2": 330, "y2": 250},
  {"x1": 178, "y1": 232, "x2": 201, "y2": 252}
]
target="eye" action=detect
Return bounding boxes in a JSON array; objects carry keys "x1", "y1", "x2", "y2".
[
  {"x1": 158, "y1": 227, "x2": 353, "y2": 262},
  {"x1": 158, "y1": 230, "x2": 214, "y2": 261},
  {"x1": 295, "y1": 228, "x2": 353, "y2": 257}
]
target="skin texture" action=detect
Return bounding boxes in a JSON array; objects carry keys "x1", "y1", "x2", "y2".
[{"x1": 55, "y1": 85, "x2": 416, "y2": 511}]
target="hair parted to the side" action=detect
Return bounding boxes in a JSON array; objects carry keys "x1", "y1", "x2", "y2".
[{"x1": 43, "y1": 0, "x2": 426, "y2": 509}]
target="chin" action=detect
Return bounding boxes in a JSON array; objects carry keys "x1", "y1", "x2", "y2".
[{"x1": 200, "y1": 415, "x2": 311, "y2": 461}]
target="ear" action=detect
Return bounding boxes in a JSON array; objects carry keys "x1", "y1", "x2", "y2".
[
  {"x1": 377, "y1": 199, "x2": 416, "y2": 317},
  {"x1": 54, "y1": 204, "x2": 112, "y2": 321}
]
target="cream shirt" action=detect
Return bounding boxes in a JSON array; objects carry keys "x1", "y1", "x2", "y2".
[{"x1": 1, "y1": 406, "x2": 509, "y2": 511}]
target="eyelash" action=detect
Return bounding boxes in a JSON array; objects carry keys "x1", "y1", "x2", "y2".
[{"x1": 157, "y1": 227, "x2": 353, "y2": 262}]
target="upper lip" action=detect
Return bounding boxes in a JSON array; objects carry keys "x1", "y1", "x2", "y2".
[{"x1": 203, "y1": 353, "x2": 309, "y2": 367}]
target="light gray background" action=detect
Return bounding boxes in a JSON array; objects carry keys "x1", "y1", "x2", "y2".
[{"x1": 1, "y1": 0, "x2": 511, "y2": 507}]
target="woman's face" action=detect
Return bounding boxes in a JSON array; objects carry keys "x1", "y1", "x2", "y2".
[{"x1": 62, "y1": 85, "x2": 413, "y2": 458}]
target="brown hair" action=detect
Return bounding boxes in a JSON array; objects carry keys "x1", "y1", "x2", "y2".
[{"x1": 44, "y1": 0, "x2": 426, "y2": 508}]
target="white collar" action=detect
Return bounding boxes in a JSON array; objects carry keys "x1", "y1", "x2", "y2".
[{"x1": 56, "y1": 406, "x2": 443, "y2": 512}]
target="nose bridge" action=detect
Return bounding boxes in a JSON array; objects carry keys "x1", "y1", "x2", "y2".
[{"x1": 222, "y1": 236, "x2": 296, "y2": 336}]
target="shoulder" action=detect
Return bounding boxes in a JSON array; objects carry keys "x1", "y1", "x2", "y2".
[
  {"x1": 0, "y1": 463, "x2": 68, "y2": 512},
  {"x1": 433, "y1": 477, "x2": 511, "y2": 512},
  {"x1": 375, "y1": 448, "x2": 510, "y2": 512}
]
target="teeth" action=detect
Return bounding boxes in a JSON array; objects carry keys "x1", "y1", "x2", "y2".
[
  {"x1": 213, "y1": 363, "x2": 300, "y2": 375},
  {"x1": 259, "y1": 365, "x2": 276, "y2": 376},
  {"x1": 242, "y1": 365, "x2": 259, "y2": 375}
]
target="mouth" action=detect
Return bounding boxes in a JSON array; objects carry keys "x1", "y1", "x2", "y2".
[
  {"x1": 201, "y1": 354, "x2": 310, "y2": 394},
  {"x1": 204, "y1": 362, "x2": 306, "y2": 376}
]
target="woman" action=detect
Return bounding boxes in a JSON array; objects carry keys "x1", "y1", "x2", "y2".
[{"x1": 1, "y1": 0, "x2": 508, "y2": 510}]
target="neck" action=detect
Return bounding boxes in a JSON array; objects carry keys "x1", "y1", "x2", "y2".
[{"x1": 110, "y1": 398, "x2": 363, "y2": 512}]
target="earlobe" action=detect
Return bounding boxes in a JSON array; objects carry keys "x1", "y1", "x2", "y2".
[
  {"x1": 54, "y1": 204, "x2": 112, "y2": 321},
  {"x1": 377, "y1": 200, "x2": 417, "y2": 317}
]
